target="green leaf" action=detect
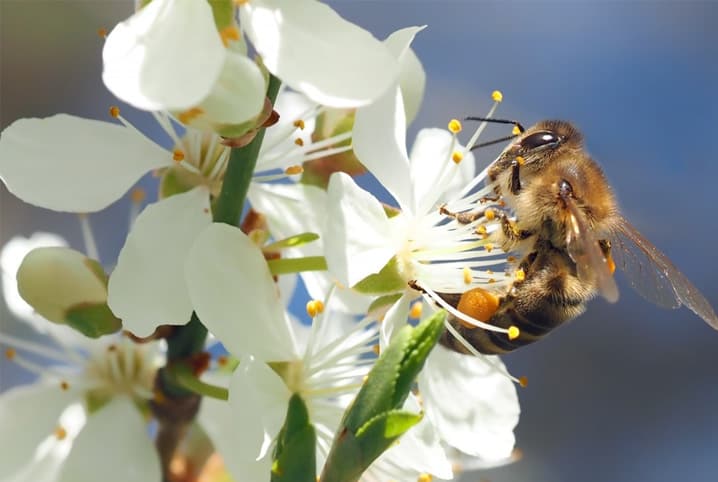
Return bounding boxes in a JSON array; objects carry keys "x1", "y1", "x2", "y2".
[
  {"x1": 320, "y1": 310, "x2": 446, "y2": 482},
  {"x1": 272, "y1": 394, "x2": 316, "y2": 482}
]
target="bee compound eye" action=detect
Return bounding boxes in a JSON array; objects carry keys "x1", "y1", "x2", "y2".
[
  {"x1": 520, "y1": 130, "x2": 561, "y2": 150},
  {"x1": 559, "y1": 179, "x2": 573, "y2": 196}
]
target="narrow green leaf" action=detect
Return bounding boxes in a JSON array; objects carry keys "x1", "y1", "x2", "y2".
[{"x1": 272, "y1": 394, "x2": 316, "y2": 482}]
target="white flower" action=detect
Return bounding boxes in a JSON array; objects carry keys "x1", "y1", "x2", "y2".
[
  {"x1": 186, "y1": 223, "x2": 450, "y2": 481},
  {"x1": 102, "y1": 0, "x2": 266, "y2": 125},
  {"x1": 103, "y1": 0, "x2": 403, "y2": 113},
  {"x1": 0, "y1": 329, "x2": 162, "y2": 482}
]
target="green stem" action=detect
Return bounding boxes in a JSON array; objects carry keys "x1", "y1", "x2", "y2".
[
  {"x1": 213, "y1": 74, "x2": 283, "y2": 225},
  {"x1": 268, "y1": 256, "x2": 328, "y2": 275},
  {"x1": 172, "y1": 364, "x2": 229, "y2": 401}
]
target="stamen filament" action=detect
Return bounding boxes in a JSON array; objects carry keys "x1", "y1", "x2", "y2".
[
  {"x1": 77, "y1": 214, "x2": 100, "y2": 261},
  {"x1": 0, "y1": 333, "x2": 70, "y2": 362}
]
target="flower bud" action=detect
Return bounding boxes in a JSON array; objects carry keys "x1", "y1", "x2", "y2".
[{"x1": 17, "y1": 247, "x2": 121, "y2": 338}]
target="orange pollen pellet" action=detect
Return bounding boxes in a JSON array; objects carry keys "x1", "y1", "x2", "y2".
[
  {"x1": 173, "y1": 149, "x2": 185, "y2": 162},
  {"x1": 55, "y1": 426, "x2": 68, "y2": 440},
  {"x1": 4, "y1": 348, "x2": 16, "y2": 360},
  {"x1": 294, "y1": 138, "x2": 304, "y2": 147},
  {"x1": 456, "y1": 287, "x2": 500, "y2": 328},
  {"x1": 485, "y1": 243, "x2": 494, "y2": 253},
  {"x1": 284, "y1": 165, "x2": 304, "y2": 175},
  {"x1": 409, "y1": 301, "x2": 423, "y2": 319},
  {"x1": 97, "y1": 28, "x2": 108, "y2": 38},
  {"x1": 515, "y1": 155, "x2": 525, "y2": 166},
  {"x1": 463, "y1": 266, "x2": 472, "y2": 284},
  {"x1": 372, "y1": 344, "x2": 380, "y2": 355},
  {"x1": 519, "y1": 376, "x2": 529, "y2": 388},
  {"x1": 131, "y1": 187, "x2": 146, "y2": 204},
  {"x1": 60, "y1": 380, "x2": 70, "y2": 391},
  {"x1": 217, "y1": 355, "x2": 229, "y2": 367},
  {"x1": 293, "y1": 119, "x2": 306, "y2": 130},
  {"x1": 418, "y1": 474, "x2": 433, "y2": 482},
  {"x1": 484, "y1": 209, "x2": 496, "y2": 221},
  {"x1": 306, "y1": 300, "x2": 324, "y2": 317},
  {"x1": 452, "y1": 151, "x2": 464, "y2": 164},
  {"x1": 109, "y1": 106, "x2": 120, "y2": 118},
  {"x1": 448, "y1": 118, "x2": 462, "y2": 134},
  {"x1": 515, "y1": 269, "x2": 526, "y2": 282}
]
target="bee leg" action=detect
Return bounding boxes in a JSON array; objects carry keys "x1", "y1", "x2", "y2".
[
  {"x1": 493, "y1": 210, "x2": 534, "y2": 252},
  {"x1": 439, "y1": 205, "x2": 486, "y2": 224},
  {"x1": 509, "y1": 160, "x2": 521, "y2": 194}
]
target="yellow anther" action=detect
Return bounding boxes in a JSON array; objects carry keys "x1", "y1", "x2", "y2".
[
  {"x1": 484, "y1": 243, "x2": 494, "y2": 253},
  {"x1": 484, "y1": 209, "x2": 496, "y2": 221},
  {"x1": 60, "y1": 380, "x2": 70, "y2": 391},
  {"x1": 109, "y1": 106, "x2": 120, "y2": 118},
  {"x1": 451, "y1": 151, "x2": 464, "y2": 164},
  {"x1": 507, "y1": 255, "x2": 517, "y2": 263},
  {"x1": 285, "y1": 165, "x2": 304, "y2": 175},
  {"x1": 4, "y1": 348, "x2": 16, "y2": 360},
  {"x1": 512, "y1": 125, "x2": 522, "y2": 136},
  {"x1": 177, "y1": 107, "x2": 204, "y2": 125},
  {"x1": 172, "y1": 149, "x2": 185, "y2": 162},
  {"x1": 54, "y1": 426, "x2": 67, "y2": 440},
  {"x1": 131, "y1": 187, "x2": 146, "y2": 204},
  {"x1": 463, "y1": 266, "x2": 472, "y2": 284},
  {"x1": 515, "y1": 268, "x2": 526, "y2": 282},
  {"x1": 515, "y1": 155, "x2": 525, "y2": 166},
  {"x1": 293, "y1": 119, "x2": 306, "y2": 130},
  {"x1": 486, "y1": 269, "x2": 493, "y2": 275},
  {"x1": 97, "y1": 28, "x2": 108, "y2": 38},
  {"x1": 219, "y1": 25, "x2": 241, "y2": 47},
  {"x1": 491, "y1": 90, "x2": 503, "y2": 103},
  {"x1": 306, "y1": 299, "x2": 324, "y2": 317},
  {"x1": 409, "y1": 300, "x2": 423, "y2": 319},
  {"x1": 488, "y1": 278, "x2": 496, "y2": 284},
  {"x1": 448, "y1": 118, "x2": 462, "y2": 134},
  {"x1": 476, "y1": 225, "x2": 487, "y2": 235},
  {"x1": 519, "y1": 375, "x2": 528, "y2": 388},
  {"x1": 372, "y1": 344, "x2": 381, "y2": 355},
  {"x1": 507, "y1": 325, "x2": 520, "y2": 340},
  {"x1": 294, "y1": 137, "x2": 305, "y2": 147},
  {"x1": 217, "y1": 355, "x2": 229, "y2": 367},
  {"x1": 418, "y1": 474, "x2": 433, "y2": 482}
]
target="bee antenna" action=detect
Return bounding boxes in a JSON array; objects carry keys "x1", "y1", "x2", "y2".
[
  {"x1": 464, "y1": 116, "x2": 525, "y2": 133},
  {"x1": 470, "y1": 134, "x2": 518, "y2": 151}
]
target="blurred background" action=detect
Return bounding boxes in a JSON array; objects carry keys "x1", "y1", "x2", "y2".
[{"x1": 1, "y1": 1, "x2": 717, "y2": 481}]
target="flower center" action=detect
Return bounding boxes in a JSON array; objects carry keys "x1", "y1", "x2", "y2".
[{"x1": 84, "y1": 339, "x2": 157, "y2": 402}]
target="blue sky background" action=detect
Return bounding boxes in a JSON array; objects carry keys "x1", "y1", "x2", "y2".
[{"x1": 1, "y1": 2, "x2": 717, "y2": 481}]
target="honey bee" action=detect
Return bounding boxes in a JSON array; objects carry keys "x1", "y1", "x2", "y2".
[{"x1": 439, "y1": 119, "x2": 718, "y2": 355}]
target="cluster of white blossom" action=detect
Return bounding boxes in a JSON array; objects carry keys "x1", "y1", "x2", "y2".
[{"x1": 0, "y1": 1, "x2": 521, "y2": 481}]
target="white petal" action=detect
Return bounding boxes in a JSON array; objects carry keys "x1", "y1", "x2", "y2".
[
  {"x1": 409, "y1": 128, "x2": 475, "y2": 214},
  {"x1": 248, "y1": 183, "x2": 371, "y2": 314},
  {"x1": 108, "y1": 187, "x2": 211, "y2": 337},
  {"x1": 418, "y1": 346, "x2": 520, "y2": 461},
  {"x1": 379, "y1": 292, "x2": 413, "y2": 347},
  {"x1": 0, "y1": 115, "x2": 169, "y2": 212},
  {"x1": 240, "y1": 0, "x2": 398, "y2": 107},
  {"x1": 217, "y1": 356, "x2": 291, "y2": 482},
  {"x1": 353, "y1": 87, "x2": 414, "y2": 212},
  {"x1": 102, "y1": 0, "x2": 225, "y2": 111},
  {"x1": 0, "y1": 382, "x2": 79, "y2": 480},
  {"x1": 383, "y1": 26, "x2": 426, "y2": 125},
  {"x1": 58, "y1": 398, "x2": 160, "y2": 482},
  {"x1": 184, "y1": 223, "x2": 296, "y2": 361},
  {"x1": 197, "y1": 52, "x2": 266, "y2": 124},
  {"x1": 325, "y1": 173, "x2": 398, "y2": 287}
]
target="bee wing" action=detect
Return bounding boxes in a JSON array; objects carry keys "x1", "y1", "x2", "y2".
[
  {"x1": 564, "y1": 196, "x2": 620, "y2": 303},
  {"x1": 609, "y1": 216, "x2": 718, "y2": 329}
]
